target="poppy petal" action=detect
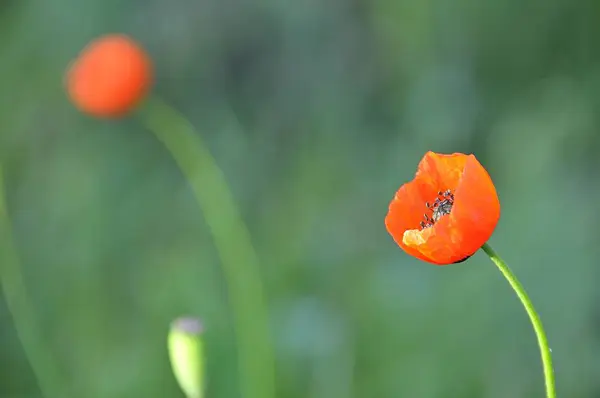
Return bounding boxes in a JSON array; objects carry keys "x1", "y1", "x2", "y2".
[
  {"x1": 385, "y1": 180, "x2": 434, "y2": 263},
  {"x1": 416, "y1": 152, "x2": 469, "y2": 192},
  {"x1": 403, "y1": 216, "x2": 460, "y2": 264},
  {"x1": 449, "y1": 155, "x2": 500, "y2": 257}
]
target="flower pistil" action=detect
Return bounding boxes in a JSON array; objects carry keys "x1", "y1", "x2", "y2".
[{"x1": 420, "y1": 190, "x2": 455, "y2": 229}]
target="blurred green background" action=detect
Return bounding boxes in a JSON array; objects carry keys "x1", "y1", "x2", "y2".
[{"x1": 1, "y1": 0, "x2": 599, "y2": 397}]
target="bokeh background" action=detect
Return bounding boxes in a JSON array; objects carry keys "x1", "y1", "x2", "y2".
[{"x1": 1, "y1": 0, "x2": 599, "y2": 397}]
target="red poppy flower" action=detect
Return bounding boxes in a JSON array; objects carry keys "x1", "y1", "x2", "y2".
[
  {"x1": 66, "y1": 34, "x2": 153, "y2": 118},
  {"x1": 385, "y1": 152, "x2": 500, "y2": 265}
]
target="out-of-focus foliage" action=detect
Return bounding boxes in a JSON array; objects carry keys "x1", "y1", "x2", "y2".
[{"x1": 1, "y1": 0, "x2": 599, "y2": 397}]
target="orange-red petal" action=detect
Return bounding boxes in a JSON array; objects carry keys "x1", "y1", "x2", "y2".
[
  {"x1": 385, "y1": 181, "x2": 435, "y2": 263},
  {"x1": 385, "y1": 152, "x2": 500, "y2": 265},
  {"x1": 415, "y1": 152, "x2": 468, "y2": 193},
  {"x1": 445, "y1": 154, "x2": 500, "y2": 258}
]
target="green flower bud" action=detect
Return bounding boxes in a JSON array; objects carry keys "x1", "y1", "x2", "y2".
[{"x1": 168, "y1": 317, "x2": 205, "y2": 398}]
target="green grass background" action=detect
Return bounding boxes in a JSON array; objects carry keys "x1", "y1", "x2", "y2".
[{"x1": 1, "y1": 0, "x2": 600, "y2": 397}]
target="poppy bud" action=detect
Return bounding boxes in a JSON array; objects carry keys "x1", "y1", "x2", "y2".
[{"x1": 168, "y1": 317, "x2": 205, "y2": 398}]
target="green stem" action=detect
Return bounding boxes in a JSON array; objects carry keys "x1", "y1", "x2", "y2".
[
  {"x1": 481, "y1": 243, "x2": 555, "y2": 398},
  {"x1": 0, "y1": 167, "x2": 64, "y2": 398},
  {"x1": 137, "y1": 97, "x2": 275, "y2": 398}
]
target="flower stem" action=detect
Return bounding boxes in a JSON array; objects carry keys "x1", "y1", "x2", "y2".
[
  {"x1": 0, "y1": 167, "x2": 65, "y2": 398},
  {"x1": 137, "y1": 97, "x2": 275, "y2": 398},
  {"x1": 481, "y1": 243, "x2": 555, "y2": 398}
]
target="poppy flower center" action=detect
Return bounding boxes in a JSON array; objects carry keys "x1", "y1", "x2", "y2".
[{"x1": 420, "y1": 190, "x2": 455, "y2": 229}]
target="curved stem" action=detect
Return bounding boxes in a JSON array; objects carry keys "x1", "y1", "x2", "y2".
[
  {"x1": 481, "y1": 243, "x2": 555, "y2": 398},
  {"x1": 0, "y1": 167, "x2": 64, "y2": 398},
  {"x1": 137, "y1": 97, "x2": 275, "y2": 398}
]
